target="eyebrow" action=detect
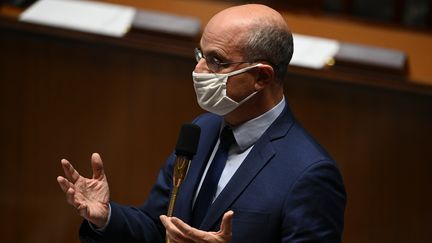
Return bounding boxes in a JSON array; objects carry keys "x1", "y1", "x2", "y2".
[{"x1": 203, "y1": 48, "x2": 229, "y2": 62}]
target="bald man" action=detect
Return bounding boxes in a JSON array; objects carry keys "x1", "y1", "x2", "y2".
[{"x1": 58, "y1": 4, "x2": 346, "y2": 243}]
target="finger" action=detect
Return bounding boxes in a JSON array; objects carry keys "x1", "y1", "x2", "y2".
[
  {"x1": 219, "y1": 210, "x2": 234, "y2": 236},
  {"x1": 171, "y1": 217, "x2": 205, "y2": 242},
  {"x1": 91, "y1": 153, "x2": 105, "y2": 180},
  {"x1": 61, "y1": 159, "x2": 81, "y2": 183},
  {"x1": 57, "y1": 176, "x2": 73, "y2": 193},
  {"x1": 65, "y1": 187, "x2": 80, "y2": 208},
  {"x1": 160, "y1": 215, "x2": 189, "y2": 242}
]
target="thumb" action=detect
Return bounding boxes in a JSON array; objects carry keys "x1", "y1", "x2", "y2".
[
  {"x1": 91, "y1": 153, "x2": 105, "y2": 179},
  {"x1": 219, "y1": 210, "x2": 234, "y2": 235}
]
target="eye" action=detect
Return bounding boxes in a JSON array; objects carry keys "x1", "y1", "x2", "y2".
[
  {"x1": 200, "y1": 49, "x2": 230, "y2": 71},
  {"x1": 208, "y1": 53, "x2": 229, "y2": 67},
  {"x1": 211, "y1": 56, "x2": 223, "y2": 65},
  {"x1": 205, "y1": 54, "x2": 225, "y2": 69}
]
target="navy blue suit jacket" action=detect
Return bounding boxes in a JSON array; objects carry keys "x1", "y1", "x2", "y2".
[{"x1": 80, "y1": 103, "x2": 346, "y2": 243}]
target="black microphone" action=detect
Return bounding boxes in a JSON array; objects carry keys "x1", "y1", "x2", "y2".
[
  {"x1": 167, "y1": 123, "x2": 201, "y2": 218},
  {"x1": 175, "y1": 123, "x2": 201, "y2": 161}
]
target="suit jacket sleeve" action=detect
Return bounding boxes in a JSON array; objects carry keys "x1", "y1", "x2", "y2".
[{"x1": 282, "y1": 160, "x2": 346, "y2": 243}]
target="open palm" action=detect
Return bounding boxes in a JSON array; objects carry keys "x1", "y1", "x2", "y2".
[{"x1": 57, "y1": 153, "x2": 110, "y2": 228}]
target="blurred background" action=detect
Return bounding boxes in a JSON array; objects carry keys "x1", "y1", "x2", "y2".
[{"x1": 1, "y1": 0, "x2": 431, "y2": 242}]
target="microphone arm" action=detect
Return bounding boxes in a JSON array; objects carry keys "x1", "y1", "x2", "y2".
[{"x1": 167, "y1": 155, "x2": 191, "y2": 217}]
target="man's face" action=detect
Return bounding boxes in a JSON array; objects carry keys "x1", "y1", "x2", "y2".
[{"x1": 194, "y1": 19, "x2": 258, "y2": 103}]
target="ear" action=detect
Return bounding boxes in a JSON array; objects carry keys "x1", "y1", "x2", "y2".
[{"x1": 254, "y1": 64, "x2": 274, "y2": 90}]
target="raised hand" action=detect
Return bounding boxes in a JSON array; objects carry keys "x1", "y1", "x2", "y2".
[
  {"x1": 57, "y1": 153, "x2": 110, "y2": 228},
  {"x1": 160, "y1": 210, "x2": 233, "y2": 243}
]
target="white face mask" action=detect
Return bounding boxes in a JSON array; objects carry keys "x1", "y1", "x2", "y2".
[{"x1": 192, "y1": 64, "x2": 262, "y2": 116}]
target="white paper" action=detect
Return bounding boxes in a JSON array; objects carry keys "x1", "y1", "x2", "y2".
[
  {"x1": 19, "y1": 0, "x2": 136, "y2": 37},
  {"x1": 290, "y1": 34, "x2": 340, "y2": 69}
]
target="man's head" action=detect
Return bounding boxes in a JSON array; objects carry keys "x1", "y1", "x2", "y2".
[{"x1": 193, "y1": 4, "x2": 293, "y2": 125}]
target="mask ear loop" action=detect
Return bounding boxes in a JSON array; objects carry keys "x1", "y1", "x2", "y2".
[
  {"x1": 224, "y1": 63, "x2": 263, "y2": 100},
  {"x1": 224, "y1": 64, "x2": 263, "y2": 106},
  {"x1": 235, "y1": 89, "x2": 259, "y2": 106},
  {"x1": 226, "y1": 63, "x2": 263, "y2": 78}
]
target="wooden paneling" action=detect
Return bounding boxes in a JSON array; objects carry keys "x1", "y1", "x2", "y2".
[
  {"x1": 285, "y1": 72, "x2": 432, "y2": 243},
  {"x1": 0, "y1": 23, "x2": 202, "y2": 243}
]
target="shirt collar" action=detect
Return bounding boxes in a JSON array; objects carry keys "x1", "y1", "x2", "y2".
[{"x1": 223, "y1": 97, "x2": 285, "y2": 151}]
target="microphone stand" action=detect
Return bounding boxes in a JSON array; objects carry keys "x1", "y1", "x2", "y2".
[{"x1": 166, "y1": 156, "x2": 191, "y2": 243}]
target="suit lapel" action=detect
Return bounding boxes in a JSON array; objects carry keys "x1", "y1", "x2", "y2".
[{"x1": 200, "y1": 105, "x2": 295, "y2": 230}]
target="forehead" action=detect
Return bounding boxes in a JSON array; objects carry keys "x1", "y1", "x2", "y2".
[{"x1": 199, "y1": 16, "x2": 249, "y2": 58}]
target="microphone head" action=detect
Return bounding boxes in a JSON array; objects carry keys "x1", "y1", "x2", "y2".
[{"x1": 175, "y1": 123, "x2": 201, "y2": 160}]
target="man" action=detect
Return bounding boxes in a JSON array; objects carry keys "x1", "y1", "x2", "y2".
[{"x1": 57, "y1": 4, "x2": 346, "y2": 243}]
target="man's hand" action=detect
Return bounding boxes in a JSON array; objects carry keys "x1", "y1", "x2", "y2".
[
  {"x1": 160, "y1": 210, "x2": 233, "y2": 243},
  {"x1": 57, "y1": 153, "x2": 110, "y2": 228}
]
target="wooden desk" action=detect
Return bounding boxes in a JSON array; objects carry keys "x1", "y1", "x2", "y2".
[{"x1": 1, "y1": 1, "x2": 431, "y2": 243}]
